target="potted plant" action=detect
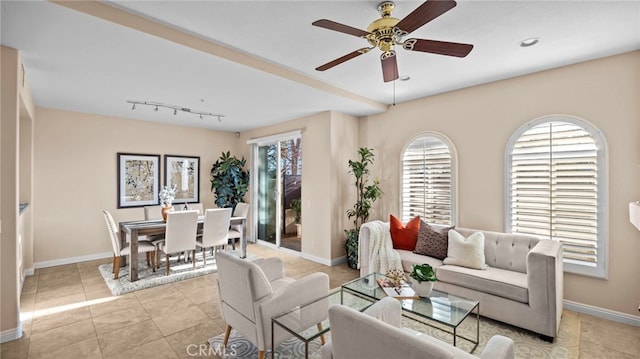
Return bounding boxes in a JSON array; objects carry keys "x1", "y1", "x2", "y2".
[
  {"x1": 210, "y1": 151, "x2": 250, "y2": 209},
  {"x1": 345, "y1": 147, "x2": 383, "y2": 269},
  {"x1": 409, "y1": 263, "x2": 438, "y2": 297},
  {"x1": 290, "y1": 198, "x2": 302, "y2": 237}
]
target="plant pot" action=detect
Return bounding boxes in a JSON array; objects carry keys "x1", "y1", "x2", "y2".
[
  {"x1": 295, "y1": 224, "x2": 302, "y2": 237},
  {"x1": 411, "y1": 279, "x2": 434, "y2": 297},
  {"x1": 347, "y1": 256, "x2": 358, "y2": 270},
  {"x1": 161, "y1": 205, "x2": 172, "y2": 222}
]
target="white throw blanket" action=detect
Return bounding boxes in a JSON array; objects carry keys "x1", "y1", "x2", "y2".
[{"x1": 363, "y1": 221, "x2": 403, "y2": 275}]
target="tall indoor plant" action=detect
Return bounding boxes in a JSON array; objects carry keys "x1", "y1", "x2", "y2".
[
  {"x1": 345, "y1": 147, "x2": 383, "y2": 269},
  {"x1": 210, "y1": 151, "x2": 250, "y2": 209}
]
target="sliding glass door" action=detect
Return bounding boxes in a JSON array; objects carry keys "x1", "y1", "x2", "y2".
[{"x1": 252, "y1": 132, "x2": 302, "y2": 250}]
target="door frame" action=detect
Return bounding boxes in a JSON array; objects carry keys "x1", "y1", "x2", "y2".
[{"x1": 248, "y1": 130, "x2": 302, "y2": 248}]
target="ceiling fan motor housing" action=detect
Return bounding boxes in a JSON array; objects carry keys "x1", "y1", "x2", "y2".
[{"x1": 367, "y1": 1, "x2": 401, "y2": 52}]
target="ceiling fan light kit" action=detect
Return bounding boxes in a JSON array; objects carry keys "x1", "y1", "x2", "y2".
[{"x1": 313, "y1": 0, "x2": 474, "y2": 82}]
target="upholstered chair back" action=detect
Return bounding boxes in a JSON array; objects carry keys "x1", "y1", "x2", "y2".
[
  {"x1": 143, "y1": 205, "x2": 163, "y2": 220},
  {"x1": 201, "y1": 208, "x2": 232, "y2": 248},
  {"x1": 216, "y1": 251, "x2": 273, "y2": 323},
  {"x1": 164, "y1": 210, "x2": 198, "y2": 253},
  {"x1": 102, "y1": 210, "x2": 121, "y2": 254}
]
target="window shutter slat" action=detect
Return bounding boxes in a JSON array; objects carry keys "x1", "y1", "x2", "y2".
[
  {"x1": 402, "y1": 136, "x2": 453, "y2": 225},
  {"x1": 510, "y1": 121, "x2": 599, "y2": 269}
]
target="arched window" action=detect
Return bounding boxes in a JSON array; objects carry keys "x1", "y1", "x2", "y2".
[
  {"x1": 506, "y1": 116, "x2": 608, "y2": 278},
  {"x1": 401, "y1": 133, "x2": 456, "y2": 225}
]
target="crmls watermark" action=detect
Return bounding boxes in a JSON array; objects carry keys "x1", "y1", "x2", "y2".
[{"x1": 186, "y1": 343, "x2": 239, "y2": 357}]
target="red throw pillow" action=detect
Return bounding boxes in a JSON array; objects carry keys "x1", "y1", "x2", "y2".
[{"x1": 389, "y1": 215, "x2": 421, "y2": 250}]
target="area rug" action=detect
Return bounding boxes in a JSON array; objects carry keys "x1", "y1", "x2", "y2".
[
  {"x1": 98, "y1": 250, "x2": 256, "y2": 296},
  {"x1": 209, "y1": 302, "x2": 580, "y2": 359}
]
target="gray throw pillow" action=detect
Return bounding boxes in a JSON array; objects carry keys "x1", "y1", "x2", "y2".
[{"x1": 413, "y1": 220, "x2": 453, "y2": 260}]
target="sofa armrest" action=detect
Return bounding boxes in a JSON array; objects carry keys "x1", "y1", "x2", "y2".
[
  {"x1": 254, "y1": 257, "x2": 285, "y2": 282},
  {"x1": 358, "y1": 224, "x2": 374, "y2": 277},
  {"x1": 526, "y1": 239, "x2": 563, "y2": 336},
  {"x1": 480, "y1": 335, "x2": 515, "y2": 359}
]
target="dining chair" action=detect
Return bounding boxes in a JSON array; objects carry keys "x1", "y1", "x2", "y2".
[
  {"x1": 102, "y1": 210, "x2": 156, "y2": 279},
  {"x1": 144, "y1": 205, "x2": 164, "y2": 220},
  {"x1": 228, "y1": 202, "x2": 249, "y2": 249},
  {"x1": 196, "y1": 208, "x2": 232, "y2": 266},
  {"x1": 173, "y1": 202, "x2": 204, "y2": 215},
  {"x1": 142, "y1": 205, "x2": 166, "y2": 256},
  {"x1": 157, "y1": 210, "x2": 199, "y2": 275}
]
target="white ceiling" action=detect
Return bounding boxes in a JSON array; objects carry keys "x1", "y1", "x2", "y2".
[{"x1": 2, "y1": 1, "x2": 639, "y2": 132}]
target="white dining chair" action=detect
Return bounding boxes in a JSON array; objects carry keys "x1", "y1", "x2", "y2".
[
  {"x1": 228, "y1": 202, "x2": 249, "y2": 249},
  {"x1": 102, "y1": 210, "x2": 156, "y2": 279},
  {"x1": 196, "y1": 208, "x2": 232, "y2": 266},
  {"x1": 157, "y1": 210, "x2": 199, "y2": 275},
  {"x1": 173, "y1": 202, "x2": 204, "y2": 215},
  {"x1": 144, "y1": 205, "x2": 164, "y2": 220}
]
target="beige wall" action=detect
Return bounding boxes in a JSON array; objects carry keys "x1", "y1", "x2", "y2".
[
  {"x1": 360, "y1": 51, "x2": 640, "y2": 317},
  {"x1": 329, "y1": 112, "x2": 360, "y2": 259},
  {"x1": 239, "y1": 111, "x2": 359, "y2": 263},
  {"x1": 33, "y1": 108, "x2": 239, "y2": 263},
  {"x1": 1, "y1": 45, "x2": 33, "y2": 339}
]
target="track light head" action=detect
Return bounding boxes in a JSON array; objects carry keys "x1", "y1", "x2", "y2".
[{"x1": 131, "y1": 103, "x2": 136, "y2": 110}]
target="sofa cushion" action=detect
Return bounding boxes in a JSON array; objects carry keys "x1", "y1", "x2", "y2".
[
  {"x1": 396, "y1": 249, "x2": 444, "y2": 274},
  {"x1": 444, "y1": 230, "x2": 488, "y2": 270},
  {"x1": 390, "y1": 215, "x2": 421, "y2": 251},
  {"x1": 414, "y1": 221, "x2": 453, "y2": 260},
  {"x1": 436, "y1": 265, "x2": 529, "y2": 303}
]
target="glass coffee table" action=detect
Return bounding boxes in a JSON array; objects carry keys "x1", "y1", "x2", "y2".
[
  {"x1": 341, "y1": 272, "x2": 480, "y2": 352},
  {"x1": 270, "y1": 290, "x2": 372, "y2": 359}
]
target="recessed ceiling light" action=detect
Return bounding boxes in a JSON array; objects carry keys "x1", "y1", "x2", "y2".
[
  {"x1": 399, "y1": 75, "x2": 411, "y2": 81},
  {"x1": 520, "y1": 37, "x2": 540, "y2": 47}
]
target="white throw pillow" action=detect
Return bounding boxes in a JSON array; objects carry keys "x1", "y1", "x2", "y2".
[{"x1": 443, "y1": 230, "x2": 488, "y2": 270}]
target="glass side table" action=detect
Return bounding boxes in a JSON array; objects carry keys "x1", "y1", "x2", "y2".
[{"x1": 270, "y1": 290, "x2": 371, "y2": 359}]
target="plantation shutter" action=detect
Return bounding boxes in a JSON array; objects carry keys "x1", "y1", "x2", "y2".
[
  {"x1": 510, "y1": 122, "x2": 598, "y2": 266},
  {"x1": 402, "y1": 136, "x2": 452, "y2": 225}
]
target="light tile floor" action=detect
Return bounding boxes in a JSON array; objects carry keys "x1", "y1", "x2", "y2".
[{"x1": 1, "y1": 243, "x2": 638, "y2": 359}]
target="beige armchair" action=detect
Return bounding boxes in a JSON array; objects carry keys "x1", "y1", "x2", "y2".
[
  {"x1": 216, "y1": 251, "x2": 329, "y2": 359},
  {"x1": 323, "y1": 297, "x2": 515, "y2": 359}
]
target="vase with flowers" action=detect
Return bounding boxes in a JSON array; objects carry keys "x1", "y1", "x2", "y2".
[{"x1": 159, "y1": 184, "x2": 177, "y2": 221}]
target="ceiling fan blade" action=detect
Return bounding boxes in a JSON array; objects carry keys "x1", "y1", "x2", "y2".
[
  {"x1": 316, "y1": 48, "x2": 371, "y2": 71},
  {"x1": 395, "y1": 0, "x2": 457, "y2": 34},
  {"x1": 403, "y1": 38, "x2": 473, "y2": 57},
  {"x1": 381, "y1": 51, "x2": 399, "y2": 82},
  {"x1": 312, "y1": 19, "x2": 370, "y2": 37}
]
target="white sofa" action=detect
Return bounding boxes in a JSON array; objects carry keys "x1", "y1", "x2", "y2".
[
  {"x1": 322, "y1": 297, "x2": 515, "y2": 359},
  {"x1": 359, "y1": 222, "x2": 563, "y2": 341}
]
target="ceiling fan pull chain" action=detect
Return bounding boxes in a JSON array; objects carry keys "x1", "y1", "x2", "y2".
[{"x1": 393, "y1": 80, "x2": 396, "y2": 106}]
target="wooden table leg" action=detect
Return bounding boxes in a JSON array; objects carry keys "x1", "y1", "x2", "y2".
[{"x1": 129, "y1": 229, "x2": 139, "y2": 281}]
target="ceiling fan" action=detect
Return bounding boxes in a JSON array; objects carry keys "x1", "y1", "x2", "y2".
[{"x1": 312, "y1": 0, "x2": 473, "y2": 82}]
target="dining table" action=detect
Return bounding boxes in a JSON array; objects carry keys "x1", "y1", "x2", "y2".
[{"x1": 118, "y1": 216, "x2": 247, "y2": 282}]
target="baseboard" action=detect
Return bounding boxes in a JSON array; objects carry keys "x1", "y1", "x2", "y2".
[
  {"x1": 564, "y1": 300, "x2": 640, "y2": 327},
  {"x1": 0, "y1": 323, "x2": 22, "y2": 343},
  {"x1": 23, "y1": 267, "x2": 34, "y2": 276},
  {"x1": 34, "y1": 251, "x2": 112, "y2": 269},
  {"x1": 300, "y1": 252, "x2": 333, "y2": 266},
  {"x1": 330, "y1": 255, "x2": 347, "y2": 266}
]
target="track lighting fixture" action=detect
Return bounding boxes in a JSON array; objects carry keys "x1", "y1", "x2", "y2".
[{"x1": 126, "y1": 100, "x2": 225, "y2": 122}]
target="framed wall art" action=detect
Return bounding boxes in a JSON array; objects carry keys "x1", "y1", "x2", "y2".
[
  {"x1": 164, "y1": 155, "x2": 200, "y2": 204},
  {"x1": 117, "y1": 153, "x2": 161, "y2": 208}
]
